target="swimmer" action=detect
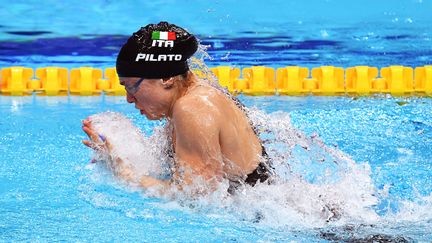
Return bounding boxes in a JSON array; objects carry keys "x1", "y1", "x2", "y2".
[{"x1": 82, "y1": 21, "x2": 272, "y2": 194}]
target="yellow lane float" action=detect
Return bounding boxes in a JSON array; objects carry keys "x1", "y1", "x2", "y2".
[
  {"x1": 415, "y1": 65, "x2": 432, "y2": 95},
  {"x1": 70, "y1": 67, "x2": 103, "y2": 95},
  {"x1": 276, "y1": 66, "x2": 309, "y2": 95},
  {"x1": 346, "y1": 66, "x2": 378, "y2": 95},
  {"x1": 1, "y1": 67, "x2": 34, "y2": 96},
  {"x1": 311, "y1": 66, "x2": 345, "y2": 95},
  {"x1": 103, "y1": 68, "x2": 126, "y2": 96},
  {"x1": 1, "y1": 65, "x2": 432, "y2": 96},
  {"x1": 241, "y1": 66, "x2": 275, "y2": 95},
  {"x1": 209, "y1": 66, "x2": 240, "y2": 93},
  {"x1": 36, "y1": 67, "x2": 68, "y2": 96},
  {"x1": 380, "y1": 65, "x2": 414, "y2": 95}
]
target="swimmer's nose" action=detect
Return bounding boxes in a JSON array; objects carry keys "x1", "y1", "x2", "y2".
[{"x1": 126, "y1": 92, "x2": 135, "y2": 103}]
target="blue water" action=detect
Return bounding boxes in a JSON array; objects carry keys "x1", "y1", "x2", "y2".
[
  {"x1": 1, "y1": 95, "x2": 431, "y2": 241},
  {"x1": 1, "y1": 0, "x2": 432, "y2": 241}
]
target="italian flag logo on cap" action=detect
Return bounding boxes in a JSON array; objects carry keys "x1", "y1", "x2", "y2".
[{"x1": 152, "y1": 31, "x2": 177, "y2": 40}]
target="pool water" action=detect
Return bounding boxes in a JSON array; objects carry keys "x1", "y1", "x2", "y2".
[
  {"x1": 1, "y1": 95, "x2": 431, "y2": 241},
  {"x1": 1, "y1": 0, "x2": 432, "y2": 241}
]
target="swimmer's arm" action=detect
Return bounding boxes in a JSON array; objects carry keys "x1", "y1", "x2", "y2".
[
  {"x1": 139, "y1": 175, "x2": 170, "y2": 188},
  {"x1": 171, "y1": 103, "x2": 224, "y2": 188},
  {"x1": 111, "y1": 156, "x2": 172, "y2": 191}
]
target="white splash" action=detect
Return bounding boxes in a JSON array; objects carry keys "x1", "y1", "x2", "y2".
[
  {"x1": 89, "y1": 112, "x2": 172, "y2": 182},
  {"x1": 86, "y1": 109, "x2": 382, "y2": 228},
  {"x1": 385, "y1": 193, "x2": 432, "y2": 222}
]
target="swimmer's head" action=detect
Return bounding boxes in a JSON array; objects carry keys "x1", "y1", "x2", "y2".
[
  {"x1": 117, "y1": 22, "x2": 199, "y2": 120},
  {"x1": 116, "y1": 21, "x2": 198, "y2": 79}
]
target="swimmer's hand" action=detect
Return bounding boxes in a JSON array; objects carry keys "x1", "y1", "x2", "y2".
[
  {"x1": 81, "y1": 118, "x2": 136, "y2": 181},
  {"x1": 81, "y1": 118, "x2": 112, "y2": 154},
  {"x1": 81, "y1": 118, "x2": 170, "y2": 193},
  {"x1": 139, "y1": 175, "x2": 169, "y2": 188}
]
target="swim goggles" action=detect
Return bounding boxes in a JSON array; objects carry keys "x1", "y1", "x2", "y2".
[{"x1": 124, "y1": 77, "x2": 145, "y2": 94}]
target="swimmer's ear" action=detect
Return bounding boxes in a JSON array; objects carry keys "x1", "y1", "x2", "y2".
[{"x1": 161, "y1": 77, "x2": 175, "y2": 89}]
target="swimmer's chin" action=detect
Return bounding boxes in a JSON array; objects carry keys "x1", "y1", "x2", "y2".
[{"x1": 140, "y1": 110, "x2": 164, "y2": 120}]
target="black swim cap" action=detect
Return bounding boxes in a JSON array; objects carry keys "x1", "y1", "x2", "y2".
[{"x1": 116, "y1": 21, "x2": 198, "y2": 79}]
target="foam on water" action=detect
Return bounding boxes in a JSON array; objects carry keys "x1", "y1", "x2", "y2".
[
  {"x1": 86, "y1": 110, "x2": 378, "y2": 227},
  {"x1": 89, "y1": 112, "x2": 172, "y2": 182},
  {"x1": 84, "y1": 108, "x2": 432, "y2": 241}
]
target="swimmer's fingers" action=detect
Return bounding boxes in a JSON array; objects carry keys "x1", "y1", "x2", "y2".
[
  {"x1": 82, "y1": 139, "x2": 105, "y2": 152},
  {"x1": 82, "y1": 119, "x2": 99, "y2": 138},
  {"x1": 82, "y1": 125, "x2": 100, "y2": 142},
  {"x1": 81, "y1": 118, "x2": 112, "y2": 152},
  {"x1": 82, "y1": 118, "x2": 90, "y2": 125},
  {"x1": 104, "y1": 139, "x2": 113, "y2": 152},
  {"x1": 82, "y1": 118, "x2": 93, "y2": 129},
  {"x1": 82, "y1": 140, "x2": 92, "y2": 147},
  {"x1": 82, "y1": 130, "x2": 112, "y2": 153},
  {"x1": 82, "y1": 139, "x2": 96, "y2": 149}
]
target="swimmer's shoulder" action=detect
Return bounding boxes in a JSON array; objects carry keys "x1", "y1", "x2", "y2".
[
  {"x1": 172, "y1": 86, "x2": 223, "y2": 126},
  {"x1": 174, "y1": 85, "x2": 221, "y2": 113}
]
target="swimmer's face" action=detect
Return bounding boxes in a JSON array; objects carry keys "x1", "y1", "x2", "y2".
[{"x1": 120, "y1": 77, "x2": 175, "y2": 120}]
